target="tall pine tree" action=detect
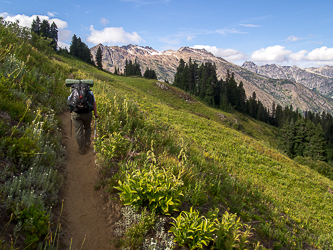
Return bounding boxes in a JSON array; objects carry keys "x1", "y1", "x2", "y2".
[{"x1": 96, "y1": 46, "x2": 103, "y2": 70}]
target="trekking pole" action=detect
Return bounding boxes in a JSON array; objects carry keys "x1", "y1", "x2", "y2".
[
  {"x1": 94, "y1": 116, "x2": 97, "y2": 154},
  {"x1": 70, "y1": 112, "x2": 72, "y2": 137}
]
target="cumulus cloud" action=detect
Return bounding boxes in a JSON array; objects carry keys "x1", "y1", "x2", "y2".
[
  {"x1": 307, "y1": 46, "x2": 333, "y2": 61},
  {"x1": 249, "y1": 45, "x2": 333, "y2": 67},
  {"x1": 87, "y1": 25, "x2": 144, "y2": 45},
  {"x1": 289, "y1": 50, "x2": 307, "y2": 61},
  {"x1": 0, "y1": 12, "x2": 68, "y2": 29},
  {"x1": 251, "y1": 45, "x2": 292, "y2": 62},
  {"x1": 0, "y1": 12, "x2": 71, "y2": 49},
  {"x1": 193, "y1": 45, "x2": 248, "y2": 62}
]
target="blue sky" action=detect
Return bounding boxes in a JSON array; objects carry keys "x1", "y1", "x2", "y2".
[{"x1": 1, "y1": 0, "x2": 333, "y2": 68}]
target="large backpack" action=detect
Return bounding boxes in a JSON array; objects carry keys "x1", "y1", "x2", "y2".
[{"x1": 68, "y1": 81, "x2": 94, "y2": 113}]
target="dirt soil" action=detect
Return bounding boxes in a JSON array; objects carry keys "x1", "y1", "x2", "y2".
[{"x1": 59, "y1": 112, "x2": 119, "y2": 250}]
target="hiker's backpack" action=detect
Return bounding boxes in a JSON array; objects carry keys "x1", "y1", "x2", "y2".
[{"x1": 68, "y1": 81, "x2": 94, "y2": 113}]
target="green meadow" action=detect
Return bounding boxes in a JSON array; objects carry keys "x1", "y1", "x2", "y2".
[{"x1": 1, "y1": 19, "x2": 333, "y2": 249}]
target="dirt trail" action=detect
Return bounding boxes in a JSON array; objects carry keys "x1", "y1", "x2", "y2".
[{"x1": 59, "y1": 112, "x2": 117, "y2": 250}]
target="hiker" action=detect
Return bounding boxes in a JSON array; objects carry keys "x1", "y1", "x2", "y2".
[{"x1": 67, "y1": 81, "x2": 98, "y2": 155}]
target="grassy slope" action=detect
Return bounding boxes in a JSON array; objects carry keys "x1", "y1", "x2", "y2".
[
  {"x1": 90, "y1": 74, "x2": 333, "y2": 248},
  {"x1": 62, "y1": 57, "x2": 333, "y2": 248},
  {"x1": 1, "y1": 23, "x2": 332, "y2": 247}
]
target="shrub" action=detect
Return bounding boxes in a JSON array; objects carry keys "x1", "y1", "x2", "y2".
[
  {"x1": 12, "y1": 203, "x2": 50, "y2": 249},
  {"x1": 169, "y1": 207, "x2": 219, "y2": 250},
  {"x1": 115, "y1": 146, "x2": 184, "y2": 215}
]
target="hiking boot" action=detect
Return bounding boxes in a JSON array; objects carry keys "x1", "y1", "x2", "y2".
[{"x1": 79, "y1": 148, "x2": 86, "y2": 155}]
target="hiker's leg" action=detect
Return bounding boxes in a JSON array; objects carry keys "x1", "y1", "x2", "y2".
[
  {"x1": 82, "y1": 111, "x2": 93, "y2": 146},
  {"x1": 72, "y1": 112, "x2": 85, "y2": 154}
]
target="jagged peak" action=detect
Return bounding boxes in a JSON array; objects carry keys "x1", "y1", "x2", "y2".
[{"x1": 242, "y1": 61, "x2": 257, "y2": 67}]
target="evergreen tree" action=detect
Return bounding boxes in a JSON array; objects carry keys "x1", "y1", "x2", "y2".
[
  {"x1": 279, "y1": 120, "x2": 295, "y2": 158},
  {"x1": 174, "y1": 58, "x2": 185, "y2": 88},
  {"x1": 69, "y1": 35, "x2": 93, "y2": 65},
  {"x1": 40, "y1": 19, "x2": 50, "y2": 38},
  {"x1": 237, "y1": 81, "x2": 247, "y2": 112},
  {"x1": 50, "y1": 22, "x2": 58, "y2": 50},
  {"x1": 294, "y1": 118, "x2": 307, "y2": 156},
  {"x1": 31, "y1": 16, "x2": 41, "y2": 35},
  {"x1": 70, "y1": 34, "x2": 79, "y2": 57},
  {"x1": 309, "y1": 123, "x2": 326, "y2": 161},
  {"x1": 124, "y1": 59, "x2": 141, "y2": 76},
  {"x1": 144, "y1": 68, "x2": 157, "y2": 79},
  {"x1": 96, "y1": 46, "x2": 103, "y2": 70}
]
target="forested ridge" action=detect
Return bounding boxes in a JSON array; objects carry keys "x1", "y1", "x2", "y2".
[{"x1": 174, "y1": 58, "x2": 333, "y2": 164}]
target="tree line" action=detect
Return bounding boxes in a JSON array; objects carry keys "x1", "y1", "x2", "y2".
[
  {"x1": 174, "y1": 58, "x2": 332, "y2": 162},
  {"x1": 174, "y1": 58, "x2": 269, "y2": 121},
  {"x1": 124, "y1": 59, "x2": 157, "y2": 79}
]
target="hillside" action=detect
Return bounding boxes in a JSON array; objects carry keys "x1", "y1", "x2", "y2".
[
  {"x1": 91, "y1": 44, "x2": 333, "y2": 115},
  {"x1": 1, "y1": 20, "x2": 333, "y2": 249}
]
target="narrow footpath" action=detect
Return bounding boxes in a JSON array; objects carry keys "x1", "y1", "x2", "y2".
[{"x1": 59, "y1": 112, "x2": 117, "y2": 250}]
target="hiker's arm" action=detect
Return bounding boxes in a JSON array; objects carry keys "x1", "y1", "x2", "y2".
[{"x1": 93, "y1": 101, "x2": 98, "y2": 118}]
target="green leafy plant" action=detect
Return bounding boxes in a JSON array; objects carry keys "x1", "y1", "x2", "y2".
[
  {"x1": 12, "y1": 203, "x2": 50, "y2": 249},
  {"x1": 214, "y1": 211, "x2": 253, "y2": 250},
  {"x1": 115, "y1": 145, "x2": 184, "y2": 215},
  {"x1": 169, "y1": 207, "x2": 219, "y2": 250}
]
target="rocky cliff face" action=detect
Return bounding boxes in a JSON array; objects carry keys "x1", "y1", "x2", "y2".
[
  {"x1": 242, "y1": 61, "x2": 333, "y2": 97},
  {"x1": 91, "y1": 44, "x2": 333, "y2": 114}
]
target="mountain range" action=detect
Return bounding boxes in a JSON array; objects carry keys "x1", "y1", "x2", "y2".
[
  {"x1": 242, "y1": 61, "x2": 333, "y2": 97},
  {"x1": 90, "y1": 44, "x2": 333, "y2": 114}
]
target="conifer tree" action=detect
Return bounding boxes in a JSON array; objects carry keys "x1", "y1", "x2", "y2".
[
  {"x1": 40, "y1": 19, "x2": 50, "y2": 38},
  {"x1": 309, "y1": 123, "x2": 326, "y2": 161},
  {"x1": 237, "y1": 81, "x2": 247, "y2": 112},
  {"x1": 294, "y1": 118, "x2": 306, "y2": 156},
  {"x1": 96, "y1": 46, "x2": 103, "y2": 70},
  {"x1": 31, "y1": 16, "x2": 41, "y2": 35},
  {"x1": 69, "y1": 35, "x2": 94, "y2": 65},
  {"x1": 50, "y1": 22, "x2": 58, "y2": 50}
]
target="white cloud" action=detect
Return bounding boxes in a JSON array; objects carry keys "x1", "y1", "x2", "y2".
[
  {"x1": 58, "y1": 41, "x2": 70, "y2": 49},
  {"x1": 287, "y1": 35, "x2": 301, "y2": 42},
  {"x1": 87, "y1": 25, "x2": 144, "y2": 45},
  {"x1": 0, "y1": 12, "x2": 68, "y2": 29},
  {"x1": 240, "y1": 24, "x2": 261, "y2": 28},
  {"x1": 249, "y1": 45, "x2": 333, "y2": 67},
  {"x1": 187, "y1": 35, "x2": 195, "y2": 41},
  {"x1": 307, "y1": 46, "x2": 333, "y2": 61},
  {"x1": 251, "y1": 45, "x2": 292, "y2": 62},
  {"x1": 100, "y1": 18, "x2": 109, "y2": 26},
  {"x1": 0, "y1": 12, "x2": 71, "y2": 48},
  {"x1": 47, "y1": 11, "x2": 57, "y2": 17},
  {"x1": 289, "y1": 50, "x2": 308, "y2": 61},
  {"x1": 193, "y1": 45, "x2": 248, "y2": 62},
  {"x1": 215, "y1": 28, "x2": 247, "y2": 35},
  {"x1": 59, "y1": 29, "x2": 72, "y2": 41}
]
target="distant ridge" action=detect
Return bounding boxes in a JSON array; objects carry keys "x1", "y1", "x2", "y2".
[
  {"x1": 242, "y1": 61, "x2": 333, "y2": 97},
  {"x1": 91, "y1": 44, "x2": 333, "y2": 114}
]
